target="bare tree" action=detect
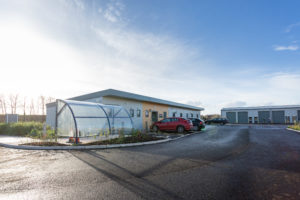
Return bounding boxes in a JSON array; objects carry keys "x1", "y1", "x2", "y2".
[
  {"x1": 39, "y1": 96, "x2": 46, "y2": 115},
  {"x1": 29, "y1": 98, "x2": 35, "y2": 115},
  {"x1": 9, "y1": 94, "x2": 19, "y2": 114},
  {"x1": 46, "y1": 96, "x2": 56, "y2": 104},
  {"x1": 0, "y1": 94, "x2": 7, "y2": 114},
  {"x1": 22, "y1": 96, "x2": 27, "y2": 119},
  {"x1": 36, "y1": 98, "x2": 40, "y2": 114}
]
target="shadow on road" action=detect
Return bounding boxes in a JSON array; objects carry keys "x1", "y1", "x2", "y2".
[{"x1": 70, "y1": 151, "x2": 183, "y2": 199}]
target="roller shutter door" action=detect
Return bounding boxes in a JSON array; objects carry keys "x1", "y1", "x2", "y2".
[
  {"x1": 226, "y1": 112, "x2": 236, "y2": 123},
  {"x1": 258, "y1": 111, "x2": 270, "y2": 124},
  {"x1": 238, "y1": 112, "x2": 248, "y2": 124},
  {"x1": 272, "y1": 111, "x2": 285, "y2": 124}
]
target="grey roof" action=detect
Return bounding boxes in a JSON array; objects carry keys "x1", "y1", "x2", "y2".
[
  {"x1": 68, "y1": 89, "x2": 204, "y2": 111},
  {"x1": 221, "y1": 105, "x2": 300, "y2": 111}
]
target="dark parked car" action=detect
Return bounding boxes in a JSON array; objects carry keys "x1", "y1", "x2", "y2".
[
  {"x1": 189, "y1": 118, "x2": 205, "y2": 131},
  {"x1": 151, "y1": 117, "x2": 193, "y2": 133},
  {"x1": 205, "y1": 118, "x2": 228, "y2": 125}
]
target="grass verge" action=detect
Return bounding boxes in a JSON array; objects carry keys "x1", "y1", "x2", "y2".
[{"x1": 288, "y1": 124, "x2": 300, "y2": 131}]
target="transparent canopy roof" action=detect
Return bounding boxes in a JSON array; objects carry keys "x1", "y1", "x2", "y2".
[{"x1": 56, "y1": 99, "x2": 133, "y2": 138}]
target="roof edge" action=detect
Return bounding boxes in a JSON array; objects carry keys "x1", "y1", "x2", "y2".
[{"x1": 69, "y1": 89, "x2": 204, "y2": 111}]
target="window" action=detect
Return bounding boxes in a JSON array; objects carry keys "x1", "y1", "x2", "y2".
[
  {"x1": 249, "y1": 117, "x2": 252, "y2": 123},
  {"x1": 286, "y1": 116, "x2": 290, "y2": 124},
  {"x1": 159, "y1": 114, "x2": 163, "y2": 118},
  {"x1": 196, "y1": 114, "x2": 199, "y2": 118},
  {"x1": 161, "y1": 118, "x2": 170, "y2": 123},
  {"x1": 173, "y1": 112, "x2": 176, "y2": 117},
  {"x1": 254, "y1": 117, "x2": 258, "y2": 124},
  {"x1": 180, "y1": 113, "x2": 183, "y2": 117},
  {"x1": 191, "y1": 113, "x2": 193, "y2": 117},
  {"x1": 163, "y1": 112, "x2": 167, "y2": 118},
  {"x1": 130, "y1": 109, "x2": 134, "y2": 117},
  {"x1": 186, "y1": 113, "x2": 188, "y2": 118},
  {"x1": 145, "y1": 110, "x2": 149, "y2": 118},
  {"x1": 171, "y1": 118, "x2": 178, "y2": 122},
  {"x1": 137, "y1": 109, "x2": 141, "y2": 117},
  {"x1": 292, "y1": 116, "x2": 297, "y2": 123}
]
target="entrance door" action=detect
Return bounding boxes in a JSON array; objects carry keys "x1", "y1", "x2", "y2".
[{"x1": 152, "y1": 111, "x2": 158, "y2": 123}]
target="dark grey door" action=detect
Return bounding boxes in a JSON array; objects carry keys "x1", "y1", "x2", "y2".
[
  {"x1": 272, "y1": 111, "x2": 285, "y2": 124},
  {"x1": 152, "y1": 111, "x2": 158, "y2": 123},
  {"x1": 226, "y1": 112, "x2": 236, "y2": 123},
  {"x1": 298, "y1": 110, "x2": 300, "y2": 122},
  {"x1": 258, "y1": 111, "x2": 270, "y2": 124},
  {"x1": 238, "y1": 112, "x2": 248, "y2": 124}
]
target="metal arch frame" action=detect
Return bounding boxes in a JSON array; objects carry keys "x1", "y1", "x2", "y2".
[
  {"x1": 123, "y1": 108, "x2": 134, "y2": 130},
  {"x1": 96, "y1": 104, "x2": 112, "y2": 135},
  {"x1": 55, "y1": 99, "x2": 134, "y2": 142},
  {"x1": 55, "y1": 99, "x2": 79, "y2": 144}
]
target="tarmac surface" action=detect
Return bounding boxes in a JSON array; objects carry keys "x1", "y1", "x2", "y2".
[{"x1": 0, "y1": 125, "x2": 299, "y2": 200}]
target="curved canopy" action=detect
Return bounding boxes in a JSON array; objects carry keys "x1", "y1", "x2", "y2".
[{"x1": 56, "y1": 99, "x2": 133, "y2": 137}]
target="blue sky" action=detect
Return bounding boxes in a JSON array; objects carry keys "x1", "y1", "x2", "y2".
[{"x1": 0, "y1": 0, "x2": 300, "y2": 114}]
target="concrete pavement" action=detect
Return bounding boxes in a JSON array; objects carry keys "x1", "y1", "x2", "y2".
[{"x1": 0, "y1": 125, "x2": 299, "y2": 200}]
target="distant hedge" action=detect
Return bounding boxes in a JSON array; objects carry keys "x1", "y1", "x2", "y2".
[{"x1": 0, "y1": 122, "x2": 45, "y2": 136}]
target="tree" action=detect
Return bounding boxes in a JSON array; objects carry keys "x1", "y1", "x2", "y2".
[
  {"x1": 22, "y1": 96, "x2": 27, "y2": 119},
  {"x1": 29, "y1": 98, "x2": 35, "y2": 115},
  {"x1": 0, "y1": 95, "x2": 7, "y2": 114},
  {"x1": 9, "y1": 94, "x2": 19, "y2": 114},
  {"x1": 39, "y1": 96, "x2": 46, "y2": 115}
]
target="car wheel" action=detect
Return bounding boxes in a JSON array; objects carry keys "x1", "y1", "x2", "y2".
[
  {"x1": 153, "y1": 126, "x2": 159, "y2": 133},
  {"x1": 177, "y1": 126, "x2": 184, "y2": 133}
]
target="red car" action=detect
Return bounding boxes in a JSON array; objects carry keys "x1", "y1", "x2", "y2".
[{"x1": 151, "y1": 117, "x2": 193, "y2": 133}]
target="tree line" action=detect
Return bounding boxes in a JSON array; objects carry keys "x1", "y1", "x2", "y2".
[{"x1": 0, "y1": 94, "x2": 55, "y2": 115}]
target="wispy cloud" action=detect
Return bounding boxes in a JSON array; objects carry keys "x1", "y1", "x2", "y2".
[
  {"x1": 273, "y1": 45, "x2": 299, "y2": 51},
  {"x1": 99, "y1": 0, "x2": 125, "y2": 23},
  {"x1": 285, "y1": 22, "x2": 300, "y2": 33}
]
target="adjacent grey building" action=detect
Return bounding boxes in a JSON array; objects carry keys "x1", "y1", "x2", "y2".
[{"x1": 221, "y1": 105, "x2": 300, "y2": 124}]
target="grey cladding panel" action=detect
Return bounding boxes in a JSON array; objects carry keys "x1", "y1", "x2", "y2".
[
  {"x1": 238, "y1": 112, "x2": 248, "y2": 124},
  {"x1": 258, "y1": 111, "x2": 270, "y2": 124},
  {"x1": 272, "y1": 111, "x2": 285, "y2": 124},
  {"x1": 226, "y1": 112, "x2": 236, "y2": 123}
]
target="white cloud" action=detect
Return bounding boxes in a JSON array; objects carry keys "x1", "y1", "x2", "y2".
[
  {"x1": 273, "y1": 45, "x2": 299, "y2": 51},
  {"x1": 1, "y1": 0, "x2": 300, "y2": 115},
  {"x1": 285, "y1": 22, "x2": 300, "y2": 33},
  {"x1": 72, "y1": 0, "x2": 85, "y2": 10},
  {"x1": 102, "y1": 0, "x2": 125, "y2": 22}
]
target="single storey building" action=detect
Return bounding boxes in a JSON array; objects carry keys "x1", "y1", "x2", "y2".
[
  {"x1": 46, "y1": 89, "x2": 204, "y2": 130},
  {"x1": 221, "y1": 105, "x2": 300, "y2": 124}
]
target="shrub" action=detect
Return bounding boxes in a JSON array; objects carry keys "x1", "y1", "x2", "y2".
[
  {"x1": 0, "y1": 122, "x2": 44, "y2": 136},
  {"x1": 289, "y1": 123, "x2": 300, "y2": 131}
]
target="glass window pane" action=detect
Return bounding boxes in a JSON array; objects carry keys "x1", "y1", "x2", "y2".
[
  {"x1": 57, "y1": 100, "x2": 65, "y2": 113},
  {"x1": 111, "y1": 117, "x2": 132, "y2": 134},
  {"x1": 69, "y1": 104, "x2": 106, "y2": 117},
  {"x1": 57, "y1": 106, "x2": 76, "y2": 137},
  {"x1": 76, "y1": 118, "x2": 110, "y2": 137},
  {"x1": 114, "y1": 108, "x2": 131, "y2": 117}
]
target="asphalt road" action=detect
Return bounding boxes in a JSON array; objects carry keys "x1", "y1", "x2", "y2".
[{"x1": 0, "y1": 125, "x2": 300, "y2": 200}]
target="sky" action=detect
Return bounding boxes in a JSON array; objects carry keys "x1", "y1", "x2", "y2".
[{"x1": 0, "y1": 0, "x2": 300, "y2": 114}]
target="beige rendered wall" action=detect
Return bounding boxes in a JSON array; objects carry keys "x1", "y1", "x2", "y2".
[{"x1": 142, "y1": 102, "x2": 169, "y2": 130}]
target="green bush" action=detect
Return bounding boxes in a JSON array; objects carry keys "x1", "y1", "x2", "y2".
[
  {"x1": 0, "y1": 122, "x2": 46, "y2": 136},
  {"x1": 289, "y1": 123, "x2": 300, "y2": 131}
]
